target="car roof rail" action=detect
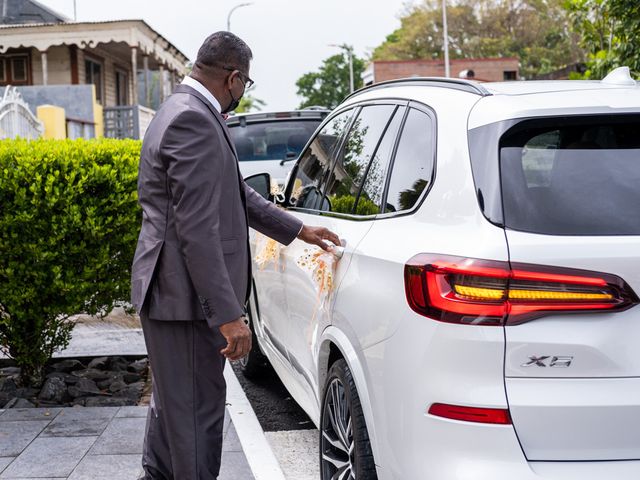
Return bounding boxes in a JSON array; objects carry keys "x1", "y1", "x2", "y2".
[
  {"x1": 302, "y1": 105, "x2": 330, "y2": 111},
  {"x1": 226, "y1": 110, "x2": 329, "y2": 124},
  {"x1": 344, "y1": 77, "x2": 493, "y2": 101}
]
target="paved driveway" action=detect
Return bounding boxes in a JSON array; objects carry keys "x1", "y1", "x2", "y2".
[{"x1": 0, "y1": 406, "x2": 253, "y2": 479}]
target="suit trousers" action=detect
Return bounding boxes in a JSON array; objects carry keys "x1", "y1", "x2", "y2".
[{"x1": 140, "y1": 310, "x2": 227, "y2": 480}]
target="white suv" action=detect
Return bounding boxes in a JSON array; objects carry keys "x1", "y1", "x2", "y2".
[{"x1": 243, "y1": 67, "x2": 640, "y2": 480}]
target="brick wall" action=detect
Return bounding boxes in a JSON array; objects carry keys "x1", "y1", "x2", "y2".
[{"x1": 369, "y1": 58, "x2": 519, "y2": 83}]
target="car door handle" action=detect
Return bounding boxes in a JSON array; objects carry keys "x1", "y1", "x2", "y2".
[{"x1": 330, "y1": 239, "x2": 347, "y2": 260}]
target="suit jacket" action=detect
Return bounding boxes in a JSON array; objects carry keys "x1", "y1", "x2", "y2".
[{"x1": 131, "y1": 84, "x2": 303, "y2": 328}]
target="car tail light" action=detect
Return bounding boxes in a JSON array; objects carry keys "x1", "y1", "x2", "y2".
[
  {"x1": 404, "y1": 254, "x2": 639, "y2": 325},
  {"x1": 428, "y1": 403, "x2": 512, "y2": 424}
]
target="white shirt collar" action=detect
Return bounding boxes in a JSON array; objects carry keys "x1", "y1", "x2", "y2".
[{"x1": 181, "y1": 76, "x2": 222, "y2": 113}]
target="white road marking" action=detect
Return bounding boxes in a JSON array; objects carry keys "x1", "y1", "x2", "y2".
[{"x1": 224, "y1": 363, "x2": 287, "y2": 480}]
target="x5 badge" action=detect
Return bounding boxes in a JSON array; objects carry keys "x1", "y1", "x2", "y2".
[{"x1": 521, "y1": 356, "x2": 573, "y2": 368}]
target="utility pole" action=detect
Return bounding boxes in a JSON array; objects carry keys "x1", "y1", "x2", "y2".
[
  {"x1": 347, "y1": 48, "x2": 354, "y2": 93},
  {"x1": 73, "y1": 0, "x2": 77, "y2": 21},
  {"x1": 442, "y1": 0, "x2": 450, "y2": 78}
]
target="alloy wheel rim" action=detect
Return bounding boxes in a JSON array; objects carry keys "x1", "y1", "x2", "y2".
[{"x1": 321, "y1": 378, "x2": 355, "y2": 480}]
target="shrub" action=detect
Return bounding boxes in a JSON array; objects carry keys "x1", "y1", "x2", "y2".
[
  {"x1": 330, "y1": 194, "x2": 381, "y2": 216},
  {"x1": 0, "y1": 138, "x2": 141, "y2": 386}
]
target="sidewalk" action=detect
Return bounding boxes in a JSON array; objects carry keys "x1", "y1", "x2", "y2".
[
  {"x1": 0, "y1": 310, "x2": 272, "y2": 480},
  {"x1": 0, "y1": 406, "x2": 254, "y2": 479}
]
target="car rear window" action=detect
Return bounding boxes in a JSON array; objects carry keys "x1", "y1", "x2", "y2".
[
  {"x1": 500, "y1": 115, "x2": 640, "y2": 235},
  {"x1": 228, "y1": 120, "x2": 321, "y2": 162}
]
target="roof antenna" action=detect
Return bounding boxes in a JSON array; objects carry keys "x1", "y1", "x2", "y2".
[{"x1": 602, "y1": 66, "x2": 636, "y2": 86}]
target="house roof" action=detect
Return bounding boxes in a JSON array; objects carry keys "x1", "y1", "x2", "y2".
[
  {"x1": 1, "y1": 0, "x2": 69, "y2": 25},
  {"x1": 0, "y1": 19, "x2": 189, "y2": 73}
]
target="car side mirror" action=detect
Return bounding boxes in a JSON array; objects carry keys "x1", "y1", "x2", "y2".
[{"x1": 244, "y1": 172, "x2": 273, "y2": 201}]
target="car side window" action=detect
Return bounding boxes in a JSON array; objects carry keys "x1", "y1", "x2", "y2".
[
  {"x1": 383, "y1": 108, "x2": 435, "y2": 213},
  {"x1": 323, "y1": 104, "x2": 397, "y2": 215},
  {"x1": 289, "y1": 109, "x2": 355, "y2": 210},
  {"x1": 356, "y1": 106, "x2": 406, "y2": 214}
]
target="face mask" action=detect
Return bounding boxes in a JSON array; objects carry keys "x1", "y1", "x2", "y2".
[{"x1": 222, "y1": 89, "x2": 242, "y2": 114}]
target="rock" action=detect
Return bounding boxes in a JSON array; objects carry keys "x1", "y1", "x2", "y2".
[
  {"x1": 87, "y1": 357, "x2": 109, "y2": 370},
  {"x1": 72, "y1": 368, "x2": 110, "y2": 382},
  {"x1": 78, "y1": 377, "x2": 100, "y2": 392},
  {"x1": 0, "y1": 377, "x2": 17, "y2": 394},
  {"x1": 122, "y1": 372, "x2": 141, "y2": 384},
  {"x1": 84, "y1": 396, "x2": 135, "y2": 407},
  {"x1": 38, "y1": 377, "x2": 67, "y2": 403},
  {"x1": 4, "y1": 397, "x2": 35, "y2": 408},
  {"x1": 0, "y1": 367, "x2": 21, "y2": 376},
  {"x1": 96, "y1": 373, "x2": 122, "y2": 390},
  {"x1": 4, "y1": 355, "x2": 153, "y2": 409},
  {"x1": 17, "y1": 398, "x2": 36, "y2": 408},
  {"x1": 109, "y1": 357, "x2": 130, "y2": 372},
  {"x1": 36, "y1": 400, "x2": 60, "y2": 408},
  {"x1": 15, "y1": 387, "x2": 39, "y2": 399},
  {"x1": 108, "y1": 380, "x2": 127, "y2": 393},
  {"x1": 68, "y1": 378, "x2": 101, "y2": 398},
  {"x1": 67, "y1": 386, "x2": 81, "y2": 398},
  {"x1": 46, "y1": 372, "x2": 79, "y2": 385},
  {"x1": 118, "y1": 381, "x2": 144, "y2": 401},
  {"x1": 50, "y1": 359, "x2": 85, "y2": 373},
  {"x1": 128, "y1": 359, "x2": 149, "y2": 374}
]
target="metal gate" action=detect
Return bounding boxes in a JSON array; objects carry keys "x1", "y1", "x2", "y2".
[{"x1": 0, "y1": 86, "x2": 44, "y2": 140}]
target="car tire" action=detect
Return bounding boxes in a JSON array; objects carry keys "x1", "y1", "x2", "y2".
[
  {"x1": 238, "y1": 287, "x2": 270, "y2": 379},
  {"x1": 320, "y1": 359, "x2": 378, "y2": 480}
]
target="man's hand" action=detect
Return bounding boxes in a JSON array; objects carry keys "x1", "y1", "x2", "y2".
[
  {"x1": 297, "y1": 225, "x2": 341, "y2": 252},
  {"x1": 219, "y1": 317, "x2": 252, "y2": 361}
]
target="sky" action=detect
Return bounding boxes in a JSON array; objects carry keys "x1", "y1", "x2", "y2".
[{"x1": 39, "y1": 0, "x2": 413, "y2": 111}]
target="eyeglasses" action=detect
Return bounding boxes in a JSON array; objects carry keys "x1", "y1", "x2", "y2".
[{"x1": 222, "y1": 66, "x2": 255, "y2": 89}]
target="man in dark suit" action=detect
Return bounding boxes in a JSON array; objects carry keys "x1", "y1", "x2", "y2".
[{"x1": 131, "y1": 31, "x2": 340, "y2": 479}]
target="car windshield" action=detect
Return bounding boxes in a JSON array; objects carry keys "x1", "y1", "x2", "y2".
[
  {"x1": 500, "y1": 115, "x2": 640, "y2": 235},
  {"x1": 228, "y1": 119, "x2": 322, "y2": 162}
]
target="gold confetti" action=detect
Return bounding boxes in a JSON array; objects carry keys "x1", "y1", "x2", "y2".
[
  {"x1": 296, "y1": 249, "x2": 336, "y2": 300},
  {"x1": 254, "y1": 232, "x2": 282, "y2": 271}
]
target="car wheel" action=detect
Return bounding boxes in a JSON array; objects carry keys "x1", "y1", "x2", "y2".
[
  {"x1": 238, "y1": 287, "x2": 269, "y2": 379},
  {"x1": 320, "y1": 359, "x2": 378, "y2": 480}
]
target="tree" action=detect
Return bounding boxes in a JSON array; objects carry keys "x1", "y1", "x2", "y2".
[
  {"x1": 373, "y1": 0, "x2": 584, "y2": 79},
  {"x1": 296, "y1": 47, "x2": 366, "y2": 110},
  {"x1": 236, "y1": 86, "x2": 266, "y2": 113},
  {"x1": 566, "y1": 0, "x2": 640, "y2": 78}
]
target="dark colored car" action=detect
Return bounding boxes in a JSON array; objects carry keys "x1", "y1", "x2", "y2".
[{"x1": 227, "y1": 108, "x2": 330, "y2": 185}]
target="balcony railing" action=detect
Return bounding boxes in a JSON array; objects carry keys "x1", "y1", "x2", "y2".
[{"x1": 103, "y1": 105, "x2": 155, "y2": 140}]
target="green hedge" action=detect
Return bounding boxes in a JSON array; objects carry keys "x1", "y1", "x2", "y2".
[{"x1": 0, "y1": 138, "x2": 141, "y2": 385}]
